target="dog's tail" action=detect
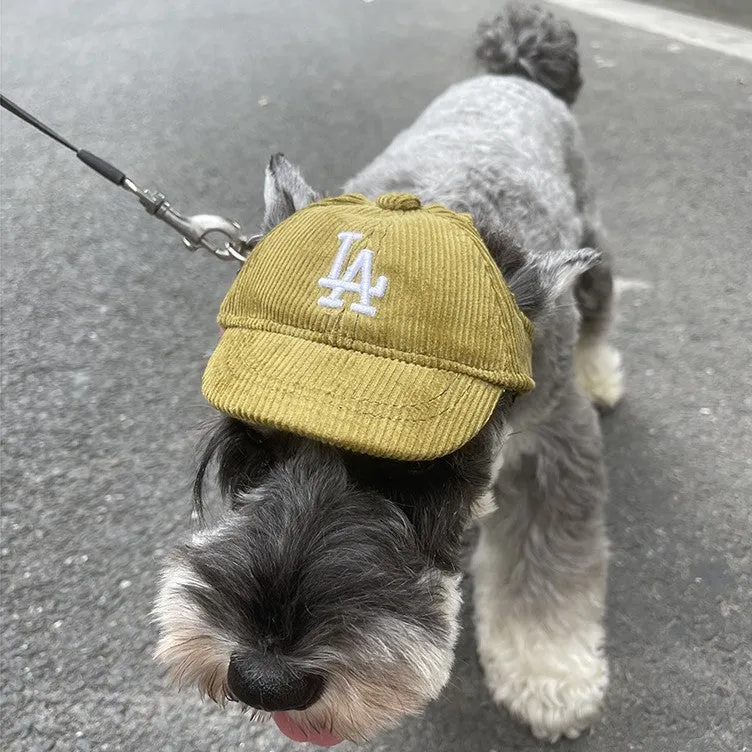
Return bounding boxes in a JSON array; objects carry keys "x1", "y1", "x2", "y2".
[{"x1": 475, "y1": 3, "x2": 582, "y2": 106}]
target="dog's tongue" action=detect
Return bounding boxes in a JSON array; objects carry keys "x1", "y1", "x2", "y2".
[{"x1": 272, "y1": 712, "x2": 343, "y2": 747}]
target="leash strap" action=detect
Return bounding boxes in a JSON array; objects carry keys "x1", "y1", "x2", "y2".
[{"x1": 1, "y1": 94, "x2": 259, "y2": 263}]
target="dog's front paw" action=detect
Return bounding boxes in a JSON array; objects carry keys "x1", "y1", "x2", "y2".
[
  {"x1": 476, "y1": 615, "x2": 608, "y2": 742},
  {"x1": 498, "y1": 667, "x2": 606, "y2": 742}
]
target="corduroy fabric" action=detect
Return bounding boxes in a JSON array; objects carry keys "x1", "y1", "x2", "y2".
[{"x1": 202, "y1": 193, "x2": 534, "y2": 460}]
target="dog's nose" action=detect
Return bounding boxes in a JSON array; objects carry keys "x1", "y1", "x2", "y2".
[{"x1": 227, "y1": 654, "x2": 324, "y2": 711}]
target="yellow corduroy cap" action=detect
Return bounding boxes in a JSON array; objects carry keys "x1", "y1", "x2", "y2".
[{"x1": 202, "y1": 193, "x2": 534, "y2": 460}]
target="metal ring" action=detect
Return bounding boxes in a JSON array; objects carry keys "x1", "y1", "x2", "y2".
[{"x1": 220, "y1": 243, "x2": 250, "y2": 263}]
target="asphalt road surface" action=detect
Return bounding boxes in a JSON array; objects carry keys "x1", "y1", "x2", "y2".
[
  {"x1": 2, "y1": 1, "x2": 750, "y2": 751},
  {"x1": 650, "y1": 0, "x2": 752, "y2": 28}
]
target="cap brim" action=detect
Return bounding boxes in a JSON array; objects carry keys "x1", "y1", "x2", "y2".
[{"x1": 202, "y1": 328, "x2": 503, "y2": 461}]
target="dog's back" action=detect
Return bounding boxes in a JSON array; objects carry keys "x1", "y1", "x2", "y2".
[{"x1": 346, "y1": 4, "x2": 589, "y2": 252}]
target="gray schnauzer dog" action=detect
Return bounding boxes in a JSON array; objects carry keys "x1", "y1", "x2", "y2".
[{"x1": 154, "y1": 3, "x2": 624, "y2": 745}]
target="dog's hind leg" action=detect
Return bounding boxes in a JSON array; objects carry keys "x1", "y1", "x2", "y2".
[
  {"x1": 566, "y1": 125, "x2": 625, "y2": 409},
  {"x1": 471, "y1": 400, "x2": 609, "y2": 741},
  {"x1": 573, "y1": 226, "x2": 625, "y2": 409}
]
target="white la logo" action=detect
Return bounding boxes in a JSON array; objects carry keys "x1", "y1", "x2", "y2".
[{"x1": 317, "y1": 231, "x2": 388, "y2": 317}]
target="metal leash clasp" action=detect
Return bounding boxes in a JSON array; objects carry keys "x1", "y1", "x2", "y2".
[{"x1": 122, "y1": 177, "x2": 261, "y2": 264}]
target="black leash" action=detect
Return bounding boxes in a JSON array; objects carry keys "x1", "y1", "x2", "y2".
[{"x1": 1, "y1": 94, "x2": 258, "y2": 262}]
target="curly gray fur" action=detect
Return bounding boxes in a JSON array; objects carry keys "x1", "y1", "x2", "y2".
[{"x1": 476, "y1": 2, "x2": 582, "y2": 105}]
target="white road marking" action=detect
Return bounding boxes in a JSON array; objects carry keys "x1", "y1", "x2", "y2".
[
  {"x1": 545, "y1": 0, "x2": 752, "y2": 62},
  {"x1": 614, "y1": 277, "x2": 652, "y2": 296}
]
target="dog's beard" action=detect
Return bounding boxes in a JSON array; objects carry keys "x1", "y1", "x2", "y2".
[
  {"x1": 152, "y1": 563, "x2": 235, "y2": 706},
  {"x1": 154, "y1": 560, "x2": 462, "y2": 743}
]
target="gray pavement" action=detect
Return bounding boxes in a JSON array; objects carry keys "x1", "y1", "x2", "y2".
[
  {"x1": 1, "y1": 1, "x2": 751, "y2": 751},
  {"x1": 649, "y1": 0, "x2": 752, "y2": 28}
]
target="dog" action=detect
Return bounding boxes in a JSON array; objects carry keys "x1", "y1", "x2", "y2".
[{"x1": 154, "y1": 3, "x2": 624, "y2": 745}]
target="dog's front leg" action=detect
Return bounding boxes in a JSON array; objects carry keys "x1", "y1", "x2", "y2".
[{"x1": 471, "y1": 418, "x2": 609, "y2": 742}]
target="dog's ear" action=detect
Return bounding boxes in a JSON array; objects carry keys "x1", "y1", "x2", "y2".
[
  {"x1": 262, "y1": 153, "x2": 320, "y2": 231},
  {"x1": 506, "y1": 248, "x2": 602, "y2": 320}
]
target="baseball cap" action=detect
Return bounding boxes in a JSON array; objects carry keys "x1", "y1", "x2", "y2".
[{"x1": 202, "y1": 193, "x2": 534, "y2": 461}]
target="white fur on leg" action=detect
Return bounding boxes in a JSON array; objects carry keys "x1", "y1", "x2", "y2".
[
  {"x1": 472, "y1": 539, "x2": 608, "y2": 742},
  {"x1": 475, "y1": 606, "x2": 608, "y2": 741},
  {"x1": 574, "y1": 340, "x2": 624, "y2": 408}
]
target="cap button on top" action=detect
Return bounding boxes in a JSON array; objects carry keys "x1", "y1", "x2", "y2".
[{"x1": 376, "y1": 193, "x2": 422, "y2": 211}]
